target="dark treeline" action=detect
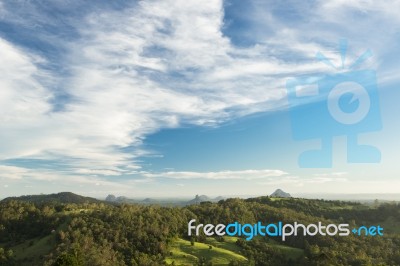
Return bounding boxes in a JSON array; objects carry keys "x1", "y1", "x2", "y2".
[{"x1": 0, "y1": 195, "x2": 399, "y2": 265}]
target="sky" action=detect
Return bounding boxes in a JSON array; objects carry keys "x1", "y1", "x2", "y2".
[{"x1": 0, "y1": 0, "x2": 399, "y2": 198}]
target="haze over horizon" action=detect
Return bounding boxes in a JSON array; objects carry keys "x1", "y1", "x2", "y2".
[
  {"x1": 1, "y1": 0, "x2": 399, "y2": 198},
  {"x1": 3, "y1": 190, "x2": 400, "y2": 203}
]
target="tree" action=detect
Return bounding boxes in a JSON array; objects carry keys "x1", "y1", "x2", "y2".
[{"x1": 53, "y1": 253, "x2": 83, "y2": 266}]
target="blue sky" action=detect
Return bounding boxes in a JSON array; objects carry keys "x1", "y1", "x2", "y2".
[{"x1": 0, "y1": 0, "x2": 399, "y2": 198}]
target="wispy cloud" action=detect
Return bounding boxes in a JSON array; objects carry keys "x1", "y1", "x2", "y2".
[
  {"x1": 143, "y1": 169, "x2": 287, "y2": 180},
  {"x1": 258, "y1": 175, "x2": 348, "y2": 187},
  {"x1": 0, "y1": 164, "x2": 127, "y2": 188},
  {"x1": 0, "y1": 0, "x2": 321, "y2": 174},
  {"x1": 314, "y1": 172, "x2": 348, "y2": 177}
]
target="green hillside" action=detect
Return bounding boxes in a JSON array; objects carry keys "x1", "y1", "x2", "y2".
[
  {"x1": 0, "y1": 193, "x2": 399, "y2": 265},
  {"x1": 1, "y1": 192, "x2": 99, "y2": 205},
  {"x1": 165, "y1": 238, "x2": 247, "y2": 265}
]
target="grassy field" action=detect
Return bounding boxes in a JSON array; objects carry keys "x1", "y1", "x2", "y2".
[
  {"x1": 11, "y1": 234, "x2": 55, "y2": 261},
  {"x1": 204, "y1": 236, "x2": 243, "y2": 253},
  {"x1": 165, "y1": 236, "x2": 304, "y2": 265},
  {"x1": 0, "y1": 214, "x2": 72, "y2": 265},
  {"x1": 269, "y1": 197, "x2": 290, "y2": 201},
  {"x1": 165, "y1": 238, "x2": 247, "y2": 266},
  {"x1": 265, "y1": 238, "x2": 304, "y2": 260}
]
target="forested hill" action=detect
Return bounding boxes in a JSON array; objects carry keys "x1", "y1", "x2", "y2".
[
  {"x1": 0, "y1": 193, "x2": 399, "y2": 265},
  {"x1": 1, "y1": 192, "x2": 99, "y2": 204}
]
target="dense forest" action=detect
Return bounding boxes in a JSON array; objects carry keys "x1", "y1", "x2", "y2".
[{"x1": 0, "y1": 193, "x2": 399, "y2": 265}]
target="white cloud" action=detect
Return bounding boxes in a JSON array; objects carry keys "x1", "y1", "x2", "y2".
[
  {"x1": 0, "y1": 165, "x2": 62, "y2": 181},
  {"x1": 0, "y1": 0, "x2": 318, "y2": 174},
  {"x1": 258, "y1": 175, "x2": 348, "y2": 186},
  {"x1": 320, "y1": 0, "x2": 400, "y2": 19},
  {"x1": 74, "y1": 169, "x2": 124, "y2": 176},
  {"x1": 0, "y1": 165, "x2": 27, "y2": 180},
  {"x1": 314, "y1": 172, "x2": 348, "y2": 177},
  {"x1": 0, "y1": 164, "x2": 127, "y2": 189},
  {"x1": 144, "y1": 169, "x2": 287, "y2": 180}
]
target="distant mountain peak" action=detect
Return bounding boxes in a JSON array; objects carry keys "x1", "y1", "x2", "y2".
[
  {"x1": 142, "y1": 198, "x2": 153, "y2": 203},
  {"x1": 105, "y1": 194, "x2": 117, "y2": 202},
  {"x1": 186, "y1": 195, "x2": 225, "y2": 205},
  {"x1": 270, "y1": 189, "x2": 291, "y2": 198},
  {"x1": 187, "y1": 195, "x2": 210, "y2": 204}
]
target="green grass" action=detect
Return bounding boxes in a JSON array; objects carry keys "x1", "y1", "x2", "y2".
[
  {"x1": 165, "y1": 236, "x2": 304, "y2": 265},
  {"x1": 328, "y1": 205, "x2": 356, "y2": 210},
  {"x1": 203, "y1": 236, "x2": 242, "y2": 253},
  {"x1": 11, "y1": 234, "x2": 56, "y2": 261},
  {"x1": 265, "y1": 238, "x2": 304, "y2": 260},
  {"x1": 2, "y1": 213, "x2": 73, "y2": 264},
  {"x1": 166, "y1": 238, "x2": 247, "y2": 266},
  {"x1": 269, "y1": 197, "x2": 290, "y2": 201}
]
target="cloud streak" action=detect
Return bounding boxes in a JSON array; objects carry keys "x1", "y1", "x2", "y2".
[{"x1": 143, "y1": 169, "x2": 287, "y2": 180}]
